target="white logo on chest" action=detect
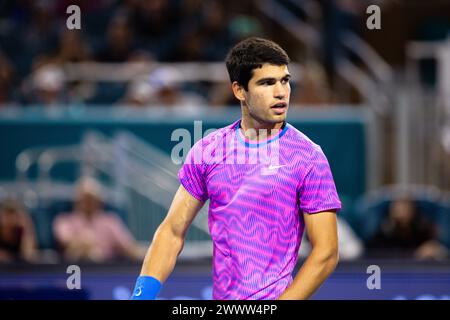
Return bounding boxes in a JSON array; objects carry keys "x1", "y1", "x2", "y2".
[{"x1": 261, "y1": 164, "x2": 286, "y2": 175}]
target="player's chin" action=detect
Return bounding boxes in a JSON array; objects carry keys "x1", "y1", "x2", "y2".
[
  {"x1": 263, "y1": 117, "x2": 286, "y2": 127},
  {"x1": 267, "y1": 110, "x2": 287, "y2": 122}
]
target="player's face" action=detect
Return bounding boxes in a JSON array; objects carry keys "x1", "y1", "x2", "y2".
[{"x1": 244, "y1": 64, "x2": 291, "y2": 124}]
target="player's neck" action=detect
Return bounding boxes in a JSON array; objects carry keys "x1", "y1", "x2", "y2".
[{"x1": 240, "y1": 116, "x2": 284, "y2": 141}]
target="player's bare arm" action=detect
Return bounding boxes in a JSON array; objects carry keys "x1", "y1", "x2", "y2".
[
  {"x1": 130, "y1": 185, "x2": 204, "y2": 299},
  {"x1": 278, "y1": 211, "x2": 338, "y2": 300},
  {"x1": 140, "y1": 185, "x2": 204, "y2": 282}
]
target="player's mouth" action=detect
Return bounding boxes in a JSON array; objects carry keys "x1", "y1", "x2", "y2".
[{"x1": 270, "y1": 102, "x2": 288, "y2": 114}]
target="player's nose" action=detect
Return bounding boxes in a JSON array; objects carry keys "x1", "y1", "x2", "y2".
[{"x1": 273, "y1": 82, "x2": 286, "y2": 99}]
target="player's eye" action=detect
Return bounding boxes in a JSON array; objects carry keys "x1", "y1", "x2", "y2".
[
  {"x1": 259, "y1": 80, "x2": 275, "y2": 86},
  {"x1": 281, "y1": 78, "x2": 290, "y2": 84}
]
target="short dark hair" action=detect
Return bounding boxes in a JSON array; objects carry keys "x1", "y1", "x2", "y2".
[{"x1": 225, "y1": 37, "x2": 290, "y2": 91}]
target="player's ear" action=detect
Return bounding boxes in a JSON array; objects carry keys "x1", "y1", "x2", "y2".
[{"x1": 231, "y1": 81, "x2": 246, "y2": 102}]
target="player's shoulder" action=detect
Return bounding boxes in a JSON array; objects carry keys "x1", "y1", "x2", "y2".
[
  {"x1": 192, "y1": 119, "x2": 239, "y2": 148},
  {"x1": 284, "y1": 124, "x2": 330, "y2": 168},
  {"x1": 285, "y1": 123, "x2": 322, "y2": 154}
]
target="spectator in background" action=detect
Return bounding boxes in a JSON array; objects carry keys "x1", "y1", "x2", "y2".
[
  {"x1": 0, "y1": 52, "x2": 18, "y2": 107},
  {"x1": 192, "y1": 0, "x2": 231, "y2": 61},
  {"x1": 3, "y1": 0, "x2": 59, "y2": 77},
  {"x1": 176, "y1": 0, "x2": 203, "y2": 26},
  {"x1": 124, "y1": 0, "x2": 180, "y2": 59},
  {"x1": 291, "y1": 60, "x2": 336, "y2": 106},
  {"x1": 169, "y1": 0, "x2": 232, "y2": 62},
  {"x1": 24, "y1": 29, "x2": 92, "y2": 106},
  {"x1": 28, "y1": 64, "x2": 67, "y2": 106},
  {"x1": 299, "y1": 216, "x2": 364, "y2": 261},
  {"x1": 95, "y1": 14, "x2": 137, "y2": 63},
  {"x1": 367, "y1": 197, "x2": 448, "y2": 260},
  {"x1": 53, "y1": 176, "x2": 146, "y2": 263},
  {"x1": 0, "y1": 199, "x2": 38, "y2": 263},
  {"x1": 52, "y1": 29, "x2": 92, "y2": 65},
  {"x1": 121, "y1": 76, "x2": 155, "y2": 107},
  {"x1": 54, "y1": 0, "x2": 109, "y2": 18},
  {"x1": 28, "y1": 29, "x2": 91, "y2": 69},
  {"x1": 121, "y1": 66, "x2": 207, "y2": 112}
]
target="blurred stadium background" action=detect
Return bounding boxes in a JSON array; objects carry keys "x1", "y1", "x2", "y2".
[{"x1": 0, "y1": 0, "x2": 450, "y2": 300}]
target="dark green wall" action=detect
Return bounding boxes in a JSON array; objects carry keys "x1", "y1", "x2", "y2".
[{"x1": 0, "y1": 107, "x2": 368, "y2": 222}]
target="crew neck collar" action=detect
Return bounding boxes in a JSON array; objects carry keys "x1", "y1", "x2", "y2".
[{"x1": 235, "y1": 120, "x2": 289, "y2": 148}]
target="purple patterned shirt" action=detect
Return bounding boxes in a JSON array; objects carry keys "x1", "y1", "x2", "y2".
[{"x1": 178, "y1": 119, "x2": 341, "y2": 300}]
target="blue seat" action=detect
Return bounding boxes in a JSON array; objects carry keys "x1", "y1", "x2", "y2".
[
  {"x1": 353, "y1": 189, "x2": 449, "y2": 248},
  {"x1": 85, "y1": 82, "x2": 127, "y2": 105},
  {"x1": 437, "y1": 201, "x2": 450, "y2": 248}
]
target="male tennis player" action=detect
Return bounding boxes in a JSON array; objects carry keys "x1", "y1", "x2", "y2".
[{"x1": 131, "y1": 37, "x2": 341, "y2": 300}]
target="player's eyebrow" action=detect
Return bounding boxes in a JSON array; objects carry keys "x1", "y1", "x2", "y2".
[{"x1": 255, "y1": 74, "x2": 291, "y2": 85}]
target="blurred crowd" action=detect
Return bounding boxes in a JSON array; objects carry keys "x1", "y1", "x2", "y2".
[
  {"x1": 0, "y1": 0, "x2": 260, "y2": 108},
  {"x1": 0, "y1": 0, "x2": 389, "y2": 109},
  {"x1": 1, "y1": 180, "x2": 448, "y2": 264},
  {"x1": 0, "y1": 0, "x2": 448, "y2": 108},
  {"x1": 0, "y1": 176, "x2": 146, "y2": 264}
]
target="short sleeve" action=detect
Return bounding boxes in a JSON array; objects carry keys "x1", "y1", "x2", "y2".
[
  {"x1": 178, "y1": 139, "x2": 208, "y2": 202},
  {"x1": 298, "y1": 146, "x2": 342, "y2": 214}
]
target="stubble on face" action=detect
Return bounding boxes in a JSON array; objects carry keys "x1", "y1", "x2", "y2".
[{"x1": 241, "y1": 64, "x2": 291, "y2": 133}]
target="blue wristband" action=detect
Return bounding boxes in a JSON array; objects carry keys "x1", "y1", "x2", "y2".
[{"x1": 130, "y1": 276, "x2": 162, "y2": 300}]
